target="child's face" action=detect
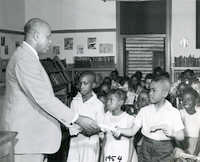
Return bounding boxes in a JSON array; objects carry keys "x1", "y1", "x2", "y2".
[
  {"x1": 79, "y1": 75, "x2": 94, "y2": 97},
  {"x1": 177, "y1": 83, "x2": 186, "y2": 96},
  {"x1": 137, "y1": 92, "x2": 150, "y2": 108},
  {"x1": 101, "y1": 85, "x2": 109, "y2": 94},
  {"x1": 106, "y1": 94, "x2": 122, "y2": 113},
  {"x1": 145, "y1": 79, "x2": 152, "y2": 90},
  {"x1": 121, "y1": 81, "x2": 129, "y2": 92},
  {"x1": 182, "y1": 93, "x2": 196, "y2": 113},
  {"x1": 149, "y1": 81, "x2": 165, "y2": 104}
]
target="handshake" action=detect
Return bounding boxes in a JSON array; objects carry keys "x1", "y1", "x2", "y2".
[
  {"x1": 99, "y1": 124, "x2": 121, "y2": 138},
  {"x1": 69, "y1": 115, "x2": 122, "y2": 138},
  {"x1": 69, "y1": 115, "x2": 101, "y2": 137}
]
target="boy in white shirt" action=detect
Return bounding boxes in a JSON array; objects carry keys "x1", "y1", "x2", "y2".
[{"x1": 114, "y1": 76, "x2": 184, "y2": 162}]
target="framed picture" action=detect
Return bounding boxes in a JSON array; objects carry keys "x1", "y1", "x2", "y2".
[
  {"x1": 53, "y1": 46, "x2": 60, "y2": 55},
  {"x1": 77, "y1": 45, "x2": 84, "y2": 54},
  {"x1": 99, "y1": 43, "x2": 113, "y2": 53},
  {"x1": 88, "y1": 37, "x2": 96, "y2": 49},
  {"x1": 64, "y1": 38, "x2": 73, "y2": 50},
  {"x1": 5, "y1": 45, "x2": 8, "y2": 55},
  {"x1": 1, "y1": 36, "x2": 5, "y2": 46}
]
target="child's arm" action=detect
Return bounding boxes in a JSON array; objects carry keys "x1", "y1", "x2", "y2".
[
  {"x1": 127, "y1": 137, "x2": 134, "y2": 162},
  {"x1": 113, "y1": 124, "x2": 141, "y2": 138},
  {"x1": 162, "y1": 125, "x2": 184, "y2": 141},
  {"x1": 173, "y1": 129, "x2": 184, "y2": 141}
]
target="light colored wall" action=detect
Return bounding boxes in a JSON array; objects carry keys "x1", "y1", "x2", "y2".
[
  {"x1": 48, "y1": 32, "x2": 116, "y2": 64},
  {"x1": 2, "y1": 0, "x2": 200, "y2": 69},
  {"x1": 0, "y1": 0, "x2": 25, "y2": 30},
  {"x1": 25, "y1": 0, "x2": 117, "y2": 64},
  {"x1": 25, "y1": 0, "x2": 116, "y2": 30},
  {"x1": 171, "y1": 0, "x2": 200, "y2": 62},
  {"x1": 0, "y1": 33, "x2": 24, "y2": 59}
]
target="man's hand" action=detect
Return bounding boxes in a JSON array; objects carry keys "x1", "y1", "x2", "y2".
[{"x1": 75, "y1": 115, "x2": 100, "y2": 136}]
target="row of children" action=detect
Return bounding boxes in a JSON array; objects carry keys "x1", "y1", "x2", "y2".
[{"x1": 66, "y1": 67, "x2": 200, "y2": 162}]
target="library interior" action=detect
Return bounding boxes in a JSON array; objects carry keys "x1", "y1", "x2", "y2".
[{"x1": 1, "y1": 0, "x2": 200, "y2": 162}]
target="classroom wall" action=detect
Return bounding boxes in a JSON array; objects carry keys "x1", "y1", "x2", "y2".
[
  {"x1": 171, "y1": 0, "x2": 200, "y2": 63},
  {"x1": 0, "y1": 0, "x2": 25, "y2": 30},
  {"x1": 24, "y1": 0, "x2": 117, "y2": 64},
  {"x1": 1, "y1": 0, "x2": 200, "y2": 69},
  {"x1": 25, "y1": 0, "x2": 116, "y2": 30}
]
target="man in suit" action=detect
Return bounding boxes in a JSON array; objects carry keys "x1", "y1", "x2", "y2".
[{"x1": 3, "y1": 18, "x2": 100, "y2": 162}]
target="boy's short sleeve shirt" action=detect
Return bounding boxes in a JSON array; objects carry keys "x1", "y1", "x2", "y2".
[{"x1": 135, "y1": 100, "x2": 184, "y2": 140}]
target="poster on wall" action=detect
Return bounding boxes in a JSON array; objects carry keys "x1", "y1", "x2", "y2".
[
  {"x1": 99, "y1": 43, "x2": 113, "y2": 53},
  {"x1": 5, "y1": 45, "x2": 8, "y2": 55},
  {"x1": 1, "y1": 36, "x2": 5, "y2": 46},
  {"x1": 64, "y1": 38, "x2": 73, "y2": 50},
  {"x1": 53, "y1": 46, "x2": 60, "y2": 55},
  {"x1": 77, "y1": 45, "x2": 84, "y2": 54},
  {"x1": 88, "y1": 37, "x2": 96, "y2": 49}
]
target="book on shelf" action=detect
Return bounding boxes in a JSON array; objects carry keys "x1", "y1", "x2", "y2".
[
  {"x1": 174, "y1": 56, "x2": 200, "y2": 67},
  {"x1": 74, "y1": 56, "x2": 115, "y2": 68},
  {"x1": 40, "y1": 57, "x2": 70, "y2": 92}
]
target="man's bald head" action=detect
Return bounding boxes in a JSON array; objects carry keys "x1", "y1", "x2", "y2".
[
  {"x1": 24, "y1": 18, "x2": 50, "y2": 36},
  {"x1": 24, "y1": 18, "x2": 52, "y2": 53}
]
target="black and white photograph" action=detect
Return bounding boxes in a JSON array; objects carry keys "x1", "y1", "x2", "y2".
[
  {"x1": 99, "y1": 43, "x2": 113, "y2": 53},
  {"x1": 1, "y1": 1, "x2": 200, "y2": 162},
  {"x1": 53, "y1": 45, "x2": 60, "y2": 55},
  {"x1": 64, "y1": 37, "x2": 73, "y2": 50},
  {"x1": 77, "y1": 44, "x2": 84, "y2": 54},
  {"x1": 1, "y1": 36, "x2": 5, "y2": 46},
  {"x1": 87, "y1": 37, "x2": 96, "y2": 49},
  {"x1": 4, "y1": 45, "x2": 8, "y2": 55}
]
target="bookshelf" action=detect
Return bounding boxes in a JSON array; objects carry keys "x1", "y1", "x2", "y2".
[
  {"x1": 40, "y1": 56, "x2": 70, "y2": 93},
  {"x1": 72, "y1": 56, "x2": 115, "y2": 79},
  {"x1": 172, "y1": 67, "x2": 200, "y2": 82}
]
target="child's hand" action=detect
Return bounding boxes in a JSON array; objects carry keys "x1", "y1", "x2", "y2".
[
  {"x1": 161, "y1": 124, "x2": 174, "y2": 137},
  {"x1": 150, "y1": 124, "x2": 173, "y2": 137},
  {"x1": 111, "y1": 126, "x2": 121, "y2": 138}
]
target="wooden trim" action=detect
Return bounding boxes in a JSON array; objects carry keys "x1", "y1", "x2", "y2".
[
  {"x1": 166, "y1": 0, "x2": 172, "y2": 80},
  {"x1": 52, "y1": 28, "x2": 116, "y2": 34},
  {"x1": 116, "y1": 0, "x2": 161, "y2": 1},
  {"x1": 0, "y1": 29, "x2": 116, "y2": 34},
  {"x1": 172, "y1": 67, "x2": 200, "y2": 71},
  {"x1": 116, "y1": 0, "x2": 122, "y2": 74},
  {"x1": 120, "y1": 34, "x2": 166, "y2": 38},
  {"x1": 0, "y1": 29, "x2": 24, "y2": 35}
]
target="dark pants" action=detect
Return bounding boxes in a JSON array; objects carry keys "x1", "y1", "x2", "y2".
[{"x1": 142, "y1": 136, "x2": 174, "y2": 162}]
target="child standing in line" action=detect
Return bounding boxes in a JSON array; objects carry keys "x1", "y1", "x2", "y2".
[
  {"x1": 114, "y1": 76, "x2": 184, "y2": 162},
  {"x1": 134, "y1": 89, "x2": 150, "y2": 162},
  {"x1": 174, "y1": 87, "x2": 200, "y2": 161},
  {"x1": 101, "y1": 89, "x2": 138, "y2": 162},
  {"x1": 67, "y1": 71, "x2": 105, "y2": 162}
]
